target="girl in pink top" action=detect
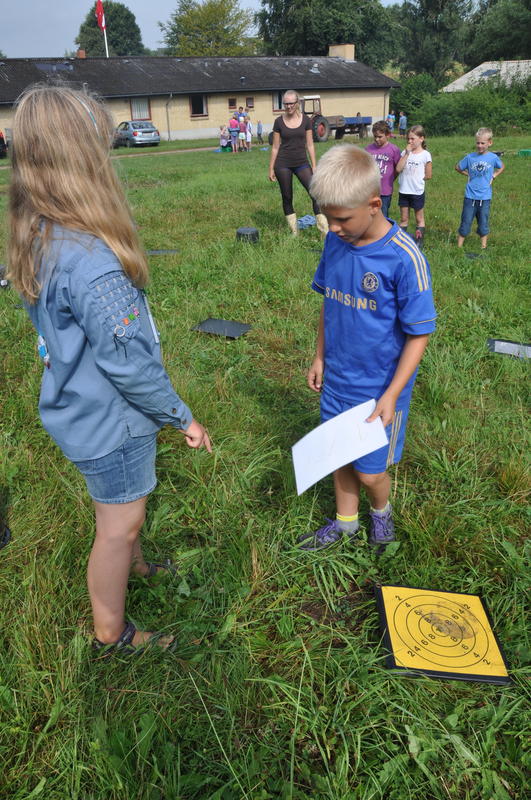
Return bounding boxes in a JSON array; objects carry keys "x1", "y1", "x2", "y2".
[{"x1": 365, "y1": 121, "x2": 401, "y2": 218}]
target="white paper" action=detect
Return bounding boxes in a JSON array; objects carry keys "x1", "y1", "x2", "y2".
[{"x1": 292, "y1": 399, "x2": 388, "y2": 495}]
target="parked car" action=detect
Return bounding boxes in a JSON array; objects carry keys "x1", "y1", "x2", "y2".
[
  {"x1": 0, "y1": 130, "x2": 7, "y2": 158},
  {"x1": 113, "y1": 121, "x2": 160, "y2": 148}
]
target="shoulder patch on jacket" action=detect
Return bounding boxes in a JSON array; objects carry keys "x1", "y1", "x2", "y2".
[{"x1": 88, "y1": 270, "x2": 141, "y2": 337}]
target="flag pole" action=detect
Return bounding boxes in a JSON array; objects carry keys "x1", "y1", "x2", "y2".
[{"x1": 95, "y1": 1, "x2": 109, "y2": 57}]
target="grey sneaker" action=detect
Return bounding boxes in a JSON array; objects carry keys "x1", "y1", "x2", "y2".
[
  {"x1": 369, "y1": 506, "x2": 395, "y2": 546},
  {"x1": 297, "y1": 518, "x2": 357, "y2": 551}
]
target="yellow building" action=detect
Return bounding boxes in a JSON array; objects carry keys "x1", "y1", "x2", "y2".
[{"x1": 0, "y1": 45, "x2": 398, "y2": 141}]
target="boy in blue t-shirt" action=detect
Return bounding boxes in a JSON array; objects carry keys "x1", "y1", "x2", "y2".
[
  {"x1": 298, "y1": 145, "x2": 436, "y2": 550},
  {"x1": 456, "y1": 127, "x2": 505, "y2": 250}
]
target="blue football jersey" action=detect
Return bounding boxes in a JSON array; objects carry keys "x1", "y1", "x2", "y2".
[{"x1": 312, "y1": 222, "x2": 436, "y2": 402}]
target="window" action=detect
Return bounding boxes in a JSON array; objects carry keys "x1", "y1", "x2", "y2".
[
  {"x1": 130, "y1": 97, "x2": 150, "y2": 120},
  {"x1": 228, "y1": 97, "x2": 237, "y2": 109},
  {"x1": 245, "y1": 97, "x2": 254, "y2": 109},
  {"x1": 189, "y1": 94, "x2": 208, "y2": 117},
  {"x1": 272, "y1": 91, "x2": 284, "y2": 112}
]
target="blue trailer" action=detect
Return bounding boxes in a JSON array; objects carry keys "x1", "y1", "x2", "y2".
[{"x1": 336, "y1": 116, "x2": 373, "y2": 139}]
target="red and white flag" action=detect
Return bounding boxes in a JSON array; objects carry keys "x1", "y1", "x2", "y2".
[{"x1": 95, "y1": 0, "x2": 106, "y2": 31}]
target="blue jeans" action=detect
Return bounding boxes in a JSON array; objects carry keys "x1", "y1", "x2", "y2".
[
  {"x1": 458, "y1": 198, "x2": 491, "y2": 237},
  {"x1": 381, "y1": 195, "x2": 392, "y2": 217}
]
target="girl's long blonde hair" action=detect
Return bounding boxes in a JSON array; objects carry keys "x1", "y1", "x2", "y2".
[{"x1": 8, "y1": 84, "x2": 149, "y2": 302}]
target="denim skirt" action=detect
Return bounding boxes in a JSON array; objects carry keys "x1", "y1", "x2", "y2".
[{"x1": 72, "y1": 433, "x2": 157, "y2": 504}]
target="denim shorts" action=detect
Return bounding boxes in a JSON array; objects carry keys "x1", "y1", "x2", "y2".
[
  {"x1": 320, "y1": 390, "x2": 411, "y2": 474},
  {"x1": 72, "y1": 433, "x2": 157, "y2": 504},
  {"x1": 398, "y1": 192, "x2": 425, "y2": 210},
  {"x1": 458, "y1": 197, "x2": 491, "y2": 237}
]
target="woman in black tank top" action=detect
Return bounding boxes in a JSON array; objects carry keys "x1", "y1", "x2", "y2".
[{"x1": 268, "y1": 90, "x2": 328, "y2": 236}]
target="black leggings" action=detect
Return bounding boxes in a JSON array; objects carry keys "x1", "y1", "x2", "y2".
[{"x1": 274, "y1": 164, "x2": 320, "y2": 216}]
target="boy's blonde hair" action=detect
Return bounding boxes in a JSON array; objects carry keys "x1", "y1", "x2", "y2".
[
  {"x1": 476, "y1": 127, "x2": 493, "y2": 140},
  {"x1": 8, "y1": 84, "x2": 149, "y2": 302},
  {"x1": 310, "y1": 144, "x2": 381, "y2": 209}
]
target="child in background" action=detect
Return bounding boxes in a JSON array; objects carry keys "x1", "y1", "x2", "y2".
[
  {"x1": 8, "y1": 86, "x2": 212, "y2": 655},
  {"x1": 228, "y1": 113, "x2": 239, "y2": 152},
  {"x1": 219, "y1": 124, "x2": 229, "y2": 149},
  {"x1": 366, "y1": 121, "x2": 401, "y2": 217},
  {"x1": 455, "y1": 127, "x2": 505, "y2": 251},
  {"x1": 257, "y1": 120, "x2": 264, "y2": 144},
  {"x1": 246, "y1": 116, "x2": 253, "y2": 150},
  {"x1": 238, "y1": 115, "x2": 248, "y2": 151},
  {"x1": 298, "y1": 145, "x2": 436, "y2": 550},
  {"x1": 396, "y1": 125, "x2": 432, "y2": 247},
  {"x1": 398, "y1": 111, "x2": 407, "y2": 137}
]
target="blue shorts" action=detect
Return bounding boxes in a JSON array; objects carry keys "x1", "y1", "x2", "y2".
[
  {"x1": 73, "y1": 433, "x2": 157, "y2": 504},
  {"x1": 399, "y1": 192, "x2": 425, "y2": 211},
  {"x1": 320, "y1": 391, "x2": 411, "y2": 474},
  {"x1": 458, "y1": 197, "x2": 491, "y2": 237}
]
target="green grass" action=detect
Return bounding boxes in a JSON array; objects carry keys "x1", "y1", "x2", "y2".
[
  {"x1": 0, "y1": 136, "x2": 530, "y2": 799},
  {"x1": 112, "y1": 137, "x2": 221, "y2": 155}
]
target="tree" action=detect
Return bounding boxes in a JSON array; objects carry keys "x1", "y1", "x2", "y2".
[
  {"x1": 75, "y1": 2, "x2": 145, "y2": 57},
  {"x1": 256, "y1": 0, "x2": 402, "y2": 69},
  {"x1": 160, "y1": 0, "x2": 259, "y2": 57},
  {"x1": 390, "y1": 74, "x2": 439, "y2": 119},
  {"x1": 465, "y1": 0, "x2": 531, "y2": 65},
  {"x1": 391, "y1": 0, "x2": 472, "y2": 85}
]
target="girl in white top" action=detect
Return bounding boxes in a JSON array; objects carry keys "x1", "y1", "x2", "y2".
[{"x1": 396, "y1": 125, "x2": 432, "y2": 246}]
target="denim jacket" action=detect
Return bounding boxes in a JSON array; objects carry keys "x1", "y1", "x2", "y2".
[{"x1": 25, "y1": 226, "x2": 192, "y2": 461}]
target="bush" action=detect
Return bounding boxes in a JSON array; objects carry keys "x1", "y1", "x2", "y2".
[{"x1": 416, "y1": 77, "x2": 531, "y2": 136}]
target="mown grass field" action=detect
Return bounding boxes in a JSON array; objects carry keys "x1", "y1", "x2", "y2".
[{"x1": 0, "y1": 135, "x2": 529, "y2": 800}]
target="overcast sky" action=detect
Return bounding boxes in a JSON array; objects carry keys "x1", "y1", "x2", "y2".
[{"x1": 2, "y1": 1, "x2": 263, "y2": 58}]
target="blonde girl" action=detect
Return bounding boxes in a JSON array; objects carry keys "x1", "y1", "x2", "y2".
[
  {"x1": 268, "y1": 89, "x2": 328, "y2": 236},
  {"x1": 8, "y1": 85, "x2": 211, "y2": 656},
  {"x1": 396, "y1": 125, "x2": 432, "y2": 246}
]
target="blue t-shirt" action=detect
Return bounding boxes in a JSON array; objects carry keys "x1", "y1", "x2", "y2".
[
  {"x1": 458, "y1": 151, "x2": 503, "y2": 200},
  {"x1": 312, "y1": 222, "x2": 437, "y2": 403}
]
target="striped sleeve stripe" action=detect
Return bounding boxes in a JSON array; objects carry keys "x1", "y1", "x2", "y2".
[
  {"x1": 391, "y1": 234, "x2": 423, "y2": 292},
  {"x1": 393, "y1": 232, "x2": 429, "y2": 292},
  {"x1": 398, "y1": 231, "x2": 430, "y2": 291},
  {"x1": 312, "y1": 280, "x2": 325, "y2": 291},
  {"x1": 386, "y1": 410, "x2": 403, "y2": 468},
  {"x1": 396, "y1": 231, "x2": 429, "y2": 291},
  {"x1": 408, "y1": 317, "x2": 437, "y2": 325}
]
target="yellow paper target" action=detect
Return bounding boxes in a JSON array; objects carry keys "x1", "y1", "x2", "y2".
[{"x1": 375, "y1": 585, "x2": 510, "y2": 684}]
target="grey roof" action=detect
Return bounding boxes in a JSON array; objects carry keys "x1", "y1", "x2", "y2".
[
  {"x1": 0, "y1": 55, "x2": 398, "y2": 105},
  {"x1": 442, "y1": 60, "x2": 531, "y2": 92}
]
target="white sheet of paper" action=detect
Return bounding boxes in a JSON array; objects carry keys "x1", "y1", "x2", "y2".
[{"x1": 292, "y1": 399, "x2": 388, "y2": 495}]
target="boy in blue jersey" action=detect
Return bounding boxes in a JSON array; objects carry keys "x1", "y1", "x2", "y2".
[
  {"x1": 298, "y1": 145, "x2": 436, "y2": 550},
  {"x1": 456, "y1": 128, "x2": 504, "y2": 251}
]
